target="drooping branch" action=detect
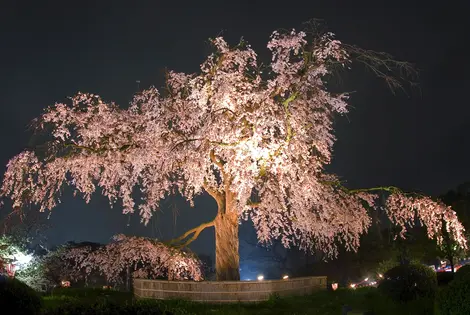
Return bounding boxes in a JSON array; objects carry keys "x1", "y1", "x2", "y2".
[
  {"x1": 321, "y1": 182, "x2": 466, "y2": 248},
  {"x1": 64, "y1": 142, "x2": 138, "y2": 154},
  {"x1": 246, "y1": 200, "x2": 261, "y2": 208},
  {"x1": 209, "y1": 149, "x2": 231, "y2": 191},
  {"x1": 171, "y1": 137, "x2": 246, "y2": 152},
  {"x1": 320, "y1": 179, "x2": 411, "y2": 196},
  {"x1": 64, "y1": 235, "x2": 204, "y2": 283},
  {"x1": 167, "y1": 218, "x2": 216, "y2": 249},
  {"x1": 343, "y1": 44, "x2": 418, "y2": 94},
  {"x1": 64, "y1": 143, "x2": 100, "y2": 153},
  {"x1": 202, "y1": 182, "x2": 223, "y2": 202},
  {"x1": 349, "y1": 186, "x2": 426, "y2": 199},
  {"x1": 210, "y1": 149, "x2": 225, "y2": 170},
  {"x1": 170, "y1": 138, "x2": 200, "y2": 152},
  {"x1": 348, "y1": 186, "x2": 403, "y2": 195},
  {"x1": 282, "y1": 91, "x2": 299, "y2": 143}
]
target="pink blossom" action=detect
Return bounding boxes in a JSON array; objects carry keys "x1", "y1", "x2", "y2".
[
  {"x1": 65, "y1": 235, "x2": 203, "y2": 283},
  {"x1": 0, "y1": 28, "x2": 465, "y2": 259}
]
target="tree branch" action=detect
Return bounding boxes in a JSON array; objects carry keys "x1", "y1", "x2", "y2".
[
  {"x1": 348, "y1": 186, "x2": 402, "y2": 194},
  {"x1": 320, "y1": 180, "x2": 428, "y2": 199},
  {"x1": 282, "y1": 91, "x2": 299, "y2": 143},
  {"x1": 210, "y1": 149, "x2": 225, "y2": 170},
  {"x1": 343, "y1": 44, "x2": 418, "y2": 94},
  {"x1": 247, "y1": 200, "x2": 261, "y2": 208},
  {"x1": 170, "y1": 138, "x2": 201, "y2": 152},
  {"x1": 211, "y1": 107, "x2": 236, "y2": 116},
  {"x1": 65, "y1": 143, "x2": 101, "y2": 153},
  {"x1": 167, "y1": 218, "x2": 216, "y2": 249},
  {"x1": 171, "y1": 137, "x2": 246, "y2": 152},
  {"x1": 203, "y1": 182, "x2": 223, "y2": 201},
  {"x1": 65, "y1": 142, "x2": 137, "y2": 154}
]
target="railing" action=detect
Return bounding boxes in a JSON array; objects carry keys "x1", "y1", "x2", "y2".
[{"x1": 134, "y1": 276, "x2": 327, "y2": 303}]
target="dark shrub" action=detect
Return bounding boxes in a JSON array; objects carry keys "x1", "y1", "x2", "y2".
[
  {"x1": 0, "y1": 276, "x2": 43, "y2": 314},
  {"x1": 454, "y1": 264, "x2": 470, "y2": 282},
  {"x1": 437, "y1": 271, "x2": 454, "y2": 286},
  {"x1": 378, "y1": 263, "x2": 437, "y2": 302},
  {"x1": 51, "y1": 287, "x2": 130, "y2": 300},
  {"x1": 42, "y1": 300, "x2": 175, "y2": 315},
  {"x1": 437, "y1": 275, "x2": 470, "y2": 315}
]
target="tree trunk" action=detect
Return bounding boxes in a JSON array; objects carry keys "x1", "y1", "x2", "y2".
[
  {"x1": 450, "y1": 256, "x2": 455, "y2": 274},
  {"x1": 371, "y1": 207, "x2": 383, "y2": 243},
  {"x1": 126, "y1": 266, "x2": 130, "y2": 291},
  {"x1": 214, "y1": 191, "x2": 240, "y2": 281}
]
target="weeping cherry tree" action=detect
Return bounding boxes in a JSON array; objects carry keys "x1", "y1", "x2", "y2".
[{"x1": 0, "y1": 22, "x2": 466, "y2": 280}]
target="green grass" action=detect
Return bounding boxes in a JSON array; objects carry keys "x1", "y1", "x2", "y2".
[
  {"x1": 42, "y1": 287, "x2": 436, "y2": 315},
  {"x1": 43, "y1": 287, "x2": 133, "y2": 308}
]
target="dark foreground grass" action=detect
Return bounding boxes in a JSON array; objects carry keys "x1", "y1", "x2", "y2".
[
  {"x1": 43, "y1": 287, "x2": 133, "y2": 308},
  {"x1": 42, "y1": 287, "x2": 436, "y2": 315}
]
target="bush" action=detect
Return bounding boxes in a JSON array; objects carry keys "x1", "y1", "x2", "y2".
[
  {"x1": 42, "y1": 300, "x2": 175, "y2": 315},
  {"x1": 378, "y1": 263, "x2": 437, "y2": 302},
  {"x1": 437, "y1": 271, "x2": 454, "y2": 286},
  {"x1": 0, "y1": 276, "x2": 43, "y2": 314},
  {"x1": 437, "y1": 276, "x2": 470, "y2": 315},
  {"x1": 454, "y1": 264, "x2": 470, "y2": 282},
  {"x1": 15, "y1": 257, "x2": 54, "y2": 292},
  {"x1": 376, "y1": 258, "x2": 422, "y2": 276},
  {"x1": 51, "y1": 287, "x2": 129, "y2": 299}
]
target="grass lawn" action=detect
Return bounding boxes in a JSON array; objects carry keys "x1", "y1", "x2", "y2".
[{"x1": 42, "y1": 287, "x2": 436, "y2": 315}]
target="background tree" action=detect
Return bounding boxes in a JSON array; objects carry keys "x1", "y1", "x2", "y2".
[
  {"x1": 0, "y1": 235, "x2": 33, "y2": 272},
  {"x1": 1, "y1": 209, "x2": 49, "y2": 253},
  {"x1": 197, "y1": 254, "x2": 215, "y2": 280},
  {"x1": 437, "y1": 184, "x2": 470, "y2": 272},
  {"x1": 0, "y1": 243, "x2": 9, "y2": 274},
  {"x1": 66, "y1": 234, "x2": 203, "y2": 285},
  {"x1": 14, "y1": 256, "x2": 52, "y2": 292},
  {"x1": 0, "y1": 21, "x2": 466, "y2": 281},
  {"x1": 37, "y1": 242, "x2": 101, "y2": 286},
  {"x1": 243, "y1": 238, "x2": 293, "y2": 277}
]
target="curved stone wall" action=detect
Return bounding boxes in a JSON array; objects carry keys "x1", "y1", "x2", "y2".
[{"x1": 134, "y1": 276, "x2": 327, "y2": 303}]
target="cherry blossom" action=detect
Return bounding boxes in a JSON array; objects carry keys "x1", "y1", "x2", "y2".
[
  {"x1": 0, "y1": 26, "x2": 465, "y2": 278},
  {"x1": 64, "y1": 235, "x2": 203, "y2": 283}
]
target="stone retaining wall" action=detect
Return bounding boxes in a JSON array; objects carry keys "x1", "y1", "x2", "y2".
[{"x1": 134, "y1": 276, "x2": 327, "y2": 303}]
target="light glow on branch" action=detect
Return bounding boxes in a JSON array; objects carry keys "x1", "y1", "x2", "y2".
[{"x1": 11, "y1": 251, "x2": 33, "y2": 269}]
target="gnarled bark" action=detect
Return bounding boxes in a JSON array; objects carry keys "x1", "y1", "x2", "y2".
[
  {"x1": 168, "y1": 185, "x2": 241, "y2": 281},
  {"x1": 169, "y1": 151, "x2": 241, "y2": 281},
  {"x1": 214, "y1": 210, "x2": 240, "y2": 281}
]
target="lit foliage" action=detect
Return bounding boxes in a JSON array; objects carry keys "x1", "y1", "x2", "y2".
[
  {"x1": 0, "y1": 26, "x2": 466, "y2": 257},
  {"x1": 64, "y1": 234, "x2": 203, "y2": 284},
  {"x1": 0, "y1": 236, "x2": 49, "y2": 290},
  {"x1": 14, "y1": 257, "x2": 52, "y2": 292},
  {"x1": 0, "y1": 235, "x2": 33, "y2": 270},
  {"x1": 39, "y1": 243, "x2": 96, "y2": 284},
  {"x1": 0, "y1": 243, "x2": 8, "y2": 273}
]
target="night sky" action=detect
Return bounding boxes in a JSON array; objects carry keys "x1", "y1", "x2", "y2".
[{"x1": 1, "y1": 0, "x2": 469, "y2": 258}]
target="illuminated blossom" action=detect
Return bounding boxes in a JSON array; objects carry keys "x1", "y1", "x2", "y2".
[
  {"x1": 64, "y1": 235, "x2": 203, "y2": 283},
  {"x1": 0, "y1": 27, "x2": 465, "y2": 260}
]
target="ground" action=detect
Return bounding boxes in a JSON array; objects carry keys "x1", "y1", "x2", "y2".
[{"x1": 42, "y1": 287, "x2": 435, "y2": 315}]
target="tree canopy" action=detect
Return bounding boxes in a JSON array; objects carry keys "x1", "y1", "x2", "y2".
[{"x1": 0, "y1": 23, "x2": 466, "y2": 266}]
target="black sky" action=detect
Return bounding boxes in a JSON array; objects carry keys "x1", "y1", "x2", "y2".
[{"x1": 1, "y1": 0, "x2": 469, "y2": 257}]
